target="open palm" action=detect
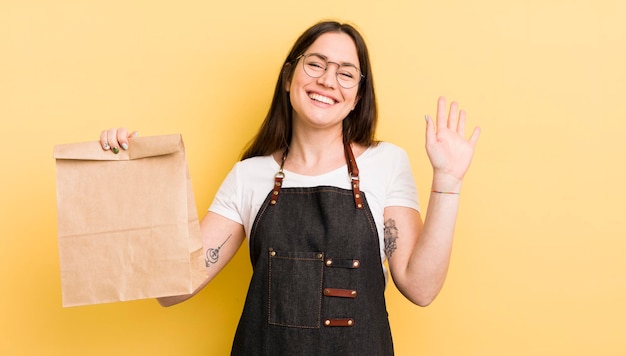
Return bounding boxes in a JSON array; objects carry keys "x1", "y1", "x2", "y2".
[{"x1": 425, "y1": 97, "x2": 481, "y2": 182}]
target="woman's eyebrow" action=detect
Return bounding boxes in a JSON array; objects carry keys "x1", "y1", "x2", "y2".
[{"x1": 307, "y1": 52, "x2": 358, "y2": 67}]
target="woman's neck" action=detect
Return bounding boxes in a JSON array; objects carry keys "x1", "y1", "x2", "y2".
[
  {"x1": 282, "y1": 132, "x2": 344, "y2": 175},
  {"x1": 274, "y1": 134, "x2": 367, "y2": 176}
]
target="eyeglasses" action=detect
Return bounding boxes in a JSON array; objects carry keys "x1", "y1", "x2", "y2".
[{"x1": 296, "y1": 53, "x2": 364, "y2": 89}]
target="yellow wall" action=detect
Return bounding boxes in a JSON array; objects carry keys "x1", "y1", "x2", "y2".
[{"x1": 2, "y1": 1, "x2": 625, "y2": 355}]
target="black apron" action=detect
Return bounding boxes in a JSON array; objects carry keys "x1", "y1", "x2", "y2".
[{"x1": 231, "y1": 143, "x2": 394, "y2": 355}]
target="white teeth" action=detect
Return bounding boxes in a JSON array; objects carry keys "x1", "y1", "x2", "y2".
[{"x1": 309, "y1": 93, "x2": 335, "y2": 105}]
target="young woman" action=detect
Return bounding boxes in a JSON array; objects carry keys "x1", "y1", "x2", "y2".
[{"x1": 100, "y1": 21, "x2": 480, "y2": 355}]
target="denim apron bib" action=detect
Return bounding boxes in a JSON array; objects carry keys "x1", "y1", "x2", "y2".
[{"x1": 230, "y1": 143, "x2": 394, "y2": 355}]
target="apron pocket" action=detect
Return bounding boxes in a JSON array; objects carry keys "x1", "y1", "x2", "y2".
[{"x1": 268, "y1": 249, "x2": 324, "y2": 328}]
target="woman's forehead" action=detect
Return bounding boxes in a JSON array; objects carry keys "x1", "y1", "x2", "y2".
[{"x1": 306, "y1": 32, "x2": 359, "y2": 66}]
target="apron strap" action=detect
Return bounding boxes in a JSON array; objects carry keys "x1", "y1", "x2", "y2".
[
  {"x1": 270, "y1": 149, "x2": 287, "y2": 206},
  {"x1": 270, "y1": 143, "x2": 363, "y2": 209},
  {"x1": 344, "y1": 142, "x2": 364, "y2": 209}
]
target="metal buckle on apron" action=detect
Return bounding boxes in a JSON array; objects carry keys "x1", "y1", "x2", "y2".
[
  {"x1": 344, "y1": 142, "x2": 364, "y2": 209},
  {"x1": 270, "y1": 143, "x2": 364, "y2": 209},
  {"x1": 270, "y1": 171, "x2": 284, "y2": 205},
  {"x1": 270, "y1": 150, "x2": 287, "y2": 206}
]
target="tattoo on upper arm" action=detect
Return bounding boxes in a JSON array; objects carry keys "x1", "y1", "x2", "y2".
[
  {"x1": 384, "y1": 219, "x2": 399, "y2": 258},
  {"x1": 205, "y1": 234, "x2": 232, "y2": 267}
]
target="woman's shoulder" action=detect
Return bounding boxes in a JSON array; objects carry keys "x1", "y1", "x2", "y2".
[
  {"x1": 230, "y1": 154, "x2": 280, "y2": 181},
  {"x1": 236, "y1": 154, "x2": 278, "y2": 168},
  {"x1": 362, "y1": 141, "x2": 409, "y2": 160}
]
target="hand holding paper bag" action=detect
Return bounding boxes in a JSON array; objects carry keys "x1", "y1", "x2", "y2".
[{"x1": 54, "y1": 134, "x2": 207, "y2": 307}]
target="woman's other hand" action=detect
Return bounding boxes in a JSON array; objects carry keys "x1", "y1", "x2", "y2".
[
  {"x1": 425, "y1": 96, "x2": 481, "y2": 185},
  {"x1": 100, "y1": 128, "x2": 138, "y2": 154}
]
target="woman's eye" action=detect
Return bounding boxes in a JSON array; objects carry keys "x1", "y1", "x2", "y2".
[
  {"x1": 308, "y1": 62, "x2": 325, "y2": 69},
  {"x1": 339, "y1": 71, "x2": 354, "y2": 79}
]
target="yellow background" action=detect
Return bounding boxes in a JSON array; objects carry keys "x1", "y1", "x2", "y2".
[{"x1": 1, "y1": 0, "x2": 625, "y2": 355}]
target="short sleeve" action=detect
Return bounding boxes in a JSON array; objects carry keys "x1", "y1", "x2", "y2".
[
  {"x1": 209, "y1": 164, "x2": 244, "y2": 225},
  {"x1": 384, "y1": 147, "x2": 420, "y2": 212}
]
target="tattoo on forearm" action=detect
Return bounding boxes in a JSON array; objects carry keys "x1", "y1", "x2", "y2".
[
  {"x1": 384, "y1": 219, "x2": 399, "y2": 258},
  {"x1": 205, "y1": 234, "x2": 232, "y2": 267}
]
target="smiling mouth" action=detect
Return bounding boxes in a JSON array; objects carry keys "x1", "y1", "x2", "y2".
[{"x1": 309, "y1": 93, "x2": 336, "y2": 105}]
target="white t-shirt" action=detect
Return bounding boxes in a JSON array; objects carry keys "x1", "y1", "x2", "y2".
[{"x1": 209, "y1": 142, "x2": 420, "y2": 267}]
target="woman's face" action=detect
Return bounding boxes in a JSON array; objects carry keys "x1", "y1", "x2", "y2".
[{"x1": 286, "y1": 32, "x2": 361, "y2": 134}]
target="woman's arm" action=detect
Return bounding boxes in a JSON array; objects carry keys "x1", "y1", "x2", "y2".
[
  {"x1": 157, "y1": 212, "x2": 246, "y2": 307},
  {"x1": 385, "y1": 191, "x2": 458, "y2": 306},
  {"x1": 387, "y1": 97, "x2": 480, "y2": 306}
]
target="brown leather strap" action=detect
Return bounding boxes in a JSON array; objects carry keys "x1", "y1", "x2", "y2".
[
  {"x1": 344, "y1": 142, "x2": 363, "y2": 209},
  {"x1": 271, "y1": 144, "x2": 363, "y2": 209},
  {"x1": 323, "y1": 318, "x2": 355, "y2": 327},
  {"x1": 270, "y1": 173, "x2": 283, "y2": 206},
  {"x1": 323, "y1": 288, "x2": 358, "y2": 298},
  {"x1": 270, "y1": 150, "x2": 288, "y2": 206}
]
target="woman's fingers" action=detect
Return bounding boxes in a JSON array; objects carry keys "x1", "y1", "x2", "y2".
[
  {"x1": 425, "y1": 114, "x2": 435, "y2": 145},
  {"x1": 101, "y1": 128, "x2": 137, "y2": 154},
  {"x1": 116, "y1": 128, "x2": 130, "y2": 152},
  {"x1": 436, "y1": 96, "x2": 447, "y2": 132},
  {"x1": 106, "y1": 128, "x2": 121, "y2": 154},
  {"x1": 100, "y1": 130, "x2": 110, "y2": 151},
  {"x1": 457, "y1": 109, "x2": 466, "y2": 136},
  {"x1": 433, "y1": 96, "x2": 469, "y2": 136},
  {"x1": 468, "y1": 126, "x2": 481, "y2": 147},
  {"x1": 448, "y1": 100, "x2": 459, "y2": 131}
]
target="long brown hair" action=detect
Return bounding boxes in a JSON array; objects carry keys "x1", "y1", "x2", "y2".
[{"x1": 241, "y1": 21, "x2": 378, "y2": 160}]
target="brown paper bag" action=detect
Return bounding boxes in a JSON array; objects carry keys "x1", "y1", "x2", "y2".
[{"x1": 53, "y1": 134, "x2": 206, "y2": 307}]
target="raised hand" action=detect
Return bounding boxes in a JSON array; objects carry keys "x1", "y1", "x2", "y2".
[{"x1": 425, "y1": 96, "x2": 480, "y2": 185}]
